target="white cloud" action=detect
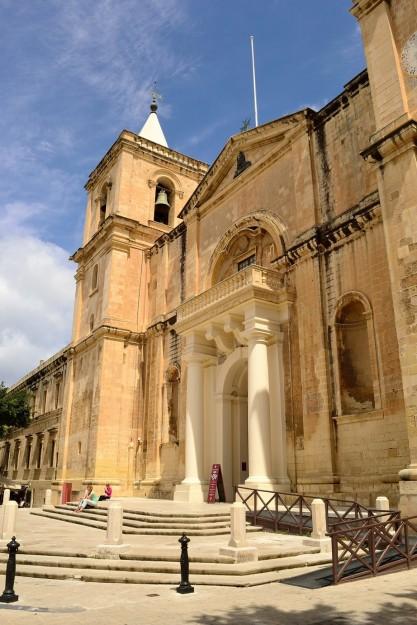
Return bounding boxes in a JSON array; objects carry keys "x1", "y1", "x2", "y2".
[
  {"x1": 45, "y1": 0, "x2": 197, "y2": 121},
  {"x1": 0, "y1": 218, "x2": 74, "y2": 387},
  {"x1": 0, "y1": 0, "x2": 197, "y2": 386}
]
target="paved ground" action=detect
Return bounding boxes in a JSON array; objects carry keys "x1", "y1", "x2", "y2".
[
  {"x1": 0, "y1": 567, "x2": 417, "y2": 624},
  {"x1": 0, "y1": 504, "x2": 416, "y2": 624},
  {"x1": 6, "y1": 508, "x2": 311, "y2": 559}
]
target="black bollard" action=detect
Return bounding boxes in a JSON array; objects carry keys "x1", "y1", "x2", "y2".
[
  {"x1": 0, "y1": 536, "x2": 20, "y2": 603},
  {"x1": 176, "y1": 533, "x2": 194, "y2": 594}
]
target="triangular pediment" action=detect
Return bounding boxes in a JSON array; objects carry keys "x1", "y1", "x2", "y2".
[{"x1": 180, "y1": 110, "x2": 309, "y2": 217}]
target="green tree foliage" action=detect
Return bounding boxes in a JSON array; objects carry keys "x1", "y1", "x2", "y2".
[{"x1": 0, "y1": 382, "x2": 30, "y2": 436}]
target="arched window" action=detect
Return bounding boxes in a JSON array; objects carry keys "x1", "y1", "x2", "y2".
[
  {"x1": 207, "y1": 213, "x2": 287, "y2": 288},
  {"x1": 335, "y1": 297, "x2": 377, "y2": 414},
  {"x1": 211, "y1": 226, "x2": 277, "y2": 285},
  {"x1": 89, "y1": 314, "x2": 94, "y2": 332},
  {"x1": 153, "y1": 178, "x2": 174, "y2": 225},
  {"x1": 91, "y1": 264, "x2": 98, "y2": 291}
]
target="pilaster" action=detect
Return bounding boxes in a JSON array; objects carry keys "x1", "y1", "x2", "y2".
[{"x1": 352, "y1": 0, "x2": 417, "y2": 513}]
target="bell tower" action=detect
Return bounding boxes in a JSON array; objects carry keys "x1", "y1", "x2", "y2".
[
  {"x1": 351, "y1": 0, "x2": 417, "y2": 513},
  {"x1": 57, "y1": 100, "x2": 208, "y2": 497}
]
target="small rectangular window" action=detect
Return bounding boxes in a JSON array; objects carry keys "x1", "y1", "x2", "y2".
[
  {"x1": 25, "y1": 442, "x2": 32, "y2": 469},
  {"x1": 237, "y1": 254, "x2": 256, "y2": 272},
  {"x1": 36, "y1": 439, "x2": 43, "y2": 469},
  {"x1": 50, "y1": 439, "x2": 56, "y2": 467},
  {"x1": 41, "y1": 389, "x2": 47, "y2": 414},
  {"x1": 55, "y1": 381, "x2": 61, "y2": 410}
]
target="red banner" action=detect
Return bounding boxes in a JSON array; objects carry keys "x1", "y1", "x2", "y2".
[{"x1": 207, "y1": 464, "x2": 226, "y2": 503}]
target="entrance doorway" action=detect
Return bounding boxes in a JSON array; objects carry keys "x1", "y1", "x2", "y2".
[
  {"x1": 230, "y1": 364, "x2": 248, "y2": 494},
  {"x1": 217, "y1": 349, "x2": 249, "y2": 501}
]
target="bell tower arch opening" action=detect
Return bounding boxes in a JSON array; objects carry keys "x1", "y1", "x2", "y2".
[{"x1": 154, "y1": 177, "x2": 174, "y2": 226}]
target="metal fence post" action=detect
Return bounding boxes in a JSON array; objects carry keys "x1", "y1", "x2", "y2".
[
  {"x1": 176, "y1": 533, "x2": 194, "y2": 594},
  {"x1": 0, "y1": 536, "x2": 19, "y2": 603}
]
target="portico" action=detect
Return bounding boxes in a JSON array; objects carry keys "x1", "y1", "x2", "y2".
[{"x1": 173, "y1": 265, "x2": 294, "y2": 502}]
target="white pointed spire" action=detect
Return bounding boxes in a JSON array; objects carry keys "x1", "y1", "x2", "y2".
[{"x1": 138, "y1": 91, "x2": 168, "y2": 147}]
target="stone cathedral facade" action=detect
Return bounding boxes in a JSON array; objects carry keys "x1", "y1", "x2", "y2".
[{"x1": 2, "y1": 0, "x2": 417, "y2": 512}]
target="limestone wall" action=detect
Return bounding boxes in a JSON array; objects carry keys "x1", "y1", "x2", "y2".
[{"x1": 0, "y1": 348, "x2": 67, "y2": 505}]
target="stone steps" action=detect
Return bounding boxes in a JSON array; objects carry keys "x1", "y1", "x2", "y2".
[
  {"x1": 67, "y1": 503, "x2": 232, "y2": 521},
  {"x1": 54, "y1": 505, "x2": 233, "y2": 528},
  {"x1": 0, "y1": 548, "x2": 332, "y2": 587},
  {"x1": 31, "y1": 505, "x2": 262, "y2": 536}
]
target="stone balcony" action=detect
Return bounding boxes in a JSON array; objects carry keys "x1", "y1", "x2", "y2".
[{"x1": 176, "y1": 265, "x2": 294, "y2": 333}]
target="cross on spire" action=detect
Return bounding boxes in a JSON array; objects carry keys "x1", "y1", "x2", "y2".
[
  {"x1": 150, "y1": 82, "x2": 162, "y2": 112},
  {"x1": 138, "y1": 81, "x2": 168, "y2": 147}
]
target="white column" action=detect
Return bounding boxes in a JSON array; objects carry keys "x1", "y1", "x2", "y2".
[
  {"x1": 245, "y1": 330, "x2": 273, "y2": 486},
  {"x1": 268, "y1": 334, "x2": 290, "y2": 489},
  {"x1": 174, "y1": 353, "x2": 207, "y2": 502},
  {"x1": 184, "y1": 355, "x2": 205, "y2": 483}
]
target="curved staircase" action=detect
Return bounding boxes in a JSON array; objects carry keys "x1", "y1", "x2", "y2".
[
  {"x1": 0, "y1": 544, "x2": 332, "y2": 587},
  {"x1": 30, "y1": 503, "x2": 262, "y2": 536}
]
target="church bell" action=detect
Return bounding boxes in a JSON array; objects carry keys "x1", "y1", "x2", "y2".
[{"x1": 155, "y1": 188, "x2": 170, "y2": 209}]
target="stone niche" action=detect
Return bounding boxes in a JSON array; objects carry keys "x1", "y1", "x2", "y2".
[{"x1": 336, "y1": 299, "x2": 375, "y2": 414}]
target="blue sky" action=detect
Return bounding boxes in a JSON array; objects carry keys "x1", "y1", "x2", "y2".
[{"x1": 0, "y1": 0, "x2": 364, "y2": 385}]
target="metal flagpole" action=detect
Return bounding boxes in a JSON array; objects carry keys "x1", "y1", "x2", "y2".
[{"x1": 250, "y1": 35, "x2": 259, "y2": 127}]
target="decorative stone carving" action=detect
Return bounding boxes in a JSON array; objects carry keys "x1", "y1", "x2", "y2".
[
  {"x1": 234, "y1": 151, "x2": 251, "y2": 178},
  {"x1": 207, "y1": 211, "x2": 288, "y2": 287}
]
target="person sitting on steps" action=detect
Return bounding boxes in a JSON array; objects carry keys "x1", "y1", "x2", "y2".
[
  {"x1": 98, "y1": 483, "x2": 112, "y2": 502},
  {"x1": 74, "y1": 484, "x2": 98, "y2": 512}
]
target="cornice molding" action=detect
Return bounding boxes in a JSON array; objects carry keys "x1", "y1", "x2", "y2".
[
  {"x1": 71, "y1": 214, "x2": 158, "y2": 264},
  {"x1": 362, "y1": 119, "x2": 417, "y2": 163},
  {"x1": 70, "y1": 325, "x2": 146, "y2": 356},
  {"x1": 146, "y1": 221, "x2": 186, "y2": 257},
  {"x1": 273, "y1": 192, "x2": 381, "y2": 269},
  {"x1": 0, "y1": 411, "x2": 61, "y2": 442},
  {"x1": 314, "y1": 70, "x2": 369, "y2": 127},
  {"x1": 146, "y1": 321, "x2": 167, "y2": 337},
  {"x1": 350, "y1": 0, "x2": 386, "y2": 19},
  {"x1": 8, "y1": 347, "x2": 69, "y2": 394},
  {"x1": 85, "y1": 131, "x2": 208, "y2": 192}
]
